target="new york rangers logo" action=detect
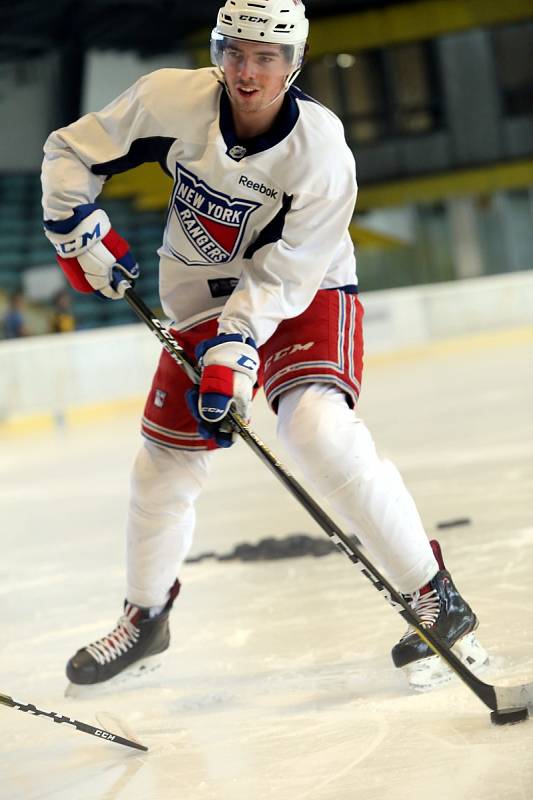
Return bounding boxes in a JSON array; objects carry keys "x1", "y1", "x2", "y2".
[{"x1": 169, "y1": 165, "x2": 260, "y2": 266}]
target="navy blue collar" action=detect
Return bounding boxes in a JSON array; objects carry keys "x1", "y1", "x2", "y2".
[{"x1": 219, "y1": 86, "x2": 300, "y2": 162}]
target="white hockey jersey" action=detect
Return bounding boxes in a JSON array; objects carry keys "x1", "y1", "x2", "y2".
[{"x1": 42, "y1": 67, "x2": 358, "y2": 346}]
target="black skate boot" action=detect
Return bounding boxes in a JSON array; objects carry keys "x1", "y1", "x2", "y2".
[
  {"x1": 391, "y1": 541, "x2": 488, "y2": 690},
  {"x1": 66, "y1": 579, "x2": 181, "y2": 687}
]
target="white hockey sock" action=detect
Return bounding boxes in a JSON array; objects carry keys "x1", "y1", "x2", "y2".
[
  {"x1": 277, "y1": 384, "x2": 438, "y2": 594},
  {"x1": 126, "y1": 440, "x2": 213, "y2": 607}
]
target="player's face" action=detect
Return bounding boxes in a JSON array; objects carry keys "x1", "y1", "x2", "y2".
[{"x1": 222, "y1": 40, "x2": 290, "y2": 115}]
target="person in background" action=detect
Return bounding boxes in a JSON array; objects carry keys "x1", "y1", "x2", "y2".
[
  {"x1": 3, "y1": 291, "x2": 29, "y2": 338},
  {"x1": 50, "y1": 288, "x2": 76, "y2": 333}
]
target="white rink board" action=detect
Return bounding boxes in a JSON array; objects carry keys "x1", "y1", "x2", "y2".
[
  {"x1": 1, "y1": 323, "x2": 532, "y2": 800},
  {"x1": 0, "y1": 270, "x2": 532, "y2": 422}
]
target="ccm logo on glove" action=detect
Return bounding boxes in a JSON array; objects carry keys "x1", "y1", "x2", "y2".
[
  {"x1": 52, "y1": 219, "x2": 104, "y2": 255},
  {"x1": 197, "y1": 335, "x2": 259, "y2": 424},
  {"x1": 237, "y1": 353, "x2": 258, "y2": 370},
  {"x1": 44, "y1": 203, "x2": 139, "y2": 300}
]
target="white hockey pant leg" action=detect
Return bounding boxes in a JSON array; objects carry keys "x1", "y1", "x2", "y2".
[
  {"x1": 126, "y1": 439, "x2": 212, "y2": 607},
  {"x1": 277, "y1": 384, "x2": 438, "y2": 594}
]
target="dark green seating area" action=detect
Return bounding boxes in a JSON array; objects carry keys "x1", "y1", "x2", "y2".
[{"x1": 0, "y1": 173, "x2": 165, "y2": 330}]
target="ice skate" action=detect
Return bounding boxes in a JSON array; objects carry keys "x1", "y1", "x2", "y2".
[
  {"x1": 65, "y1": 579, "x2": 180, "y2": 695},
  {"x1": 391, "y1": 541, "x2": 489, "y2": 691}
]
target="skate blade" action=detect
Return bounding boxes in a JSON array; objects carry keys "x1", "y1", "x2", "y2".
[
  {"x1": 404, "y1": 632, "x2": 490, "y2": 693},
  {"x1": 64, "y1": 653, "x2": 165, "y2": 699}
]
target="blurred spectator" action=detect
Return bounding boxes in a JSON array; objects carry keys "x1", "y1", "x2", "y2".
[
  {"x1": 50, "y1": 289, "x2": 76, "y2": 333},
  {"x1": 3, "y1": 291, "x2": 29, "y2": 338}
]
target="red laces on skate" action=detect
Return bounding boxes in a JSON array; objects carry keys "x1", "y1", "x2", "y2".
[{"x1": 85, "y1": 604, "x2": 141, "y2": 665}]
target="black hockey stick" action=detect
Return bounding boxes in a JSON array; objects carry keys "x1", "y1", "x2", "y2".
[
  {"x1": 124, "y1": 287, "x2": 532, "y2": 724},
  {"x1": 0, "y1": 692, "x2": 148, "y2": 751}
]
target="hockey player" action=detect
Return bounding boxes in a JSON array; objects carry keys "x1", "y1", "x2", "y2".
[{"x1": 41, "y1": 0, "x2": 487, "y2": 691}]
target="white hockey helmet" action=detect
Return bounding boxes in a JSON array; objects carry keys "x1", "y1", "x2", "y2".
[{"x1": 211, "y1": 0, "x2": 309, "y2": 87}]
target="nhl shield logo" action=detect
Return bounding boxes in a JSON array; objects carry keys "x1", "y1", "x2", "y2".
[{"x1": 168, "y1": 164, "x2": 261, "y2": 266}]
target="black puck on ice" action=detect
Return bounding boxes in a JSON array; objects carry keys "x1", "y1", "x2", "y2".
[
  {"x1": 436, "y1": 517, "x2": 471, "y2": 529},
  {"x1": 490, "y1": 707, "x2": 529, "y2": 726}
]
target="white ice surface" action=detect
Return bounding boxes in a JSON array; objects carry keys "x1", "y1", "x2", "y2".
[{"x1": 1, "y1": 329, "x2": 533, "y2": 800}]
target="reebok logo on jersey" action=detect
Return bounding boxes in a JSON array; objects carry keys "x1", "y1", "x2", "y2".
[
  {"x1": 238, "y1": 175, "x2": 279, "y2": 199},
  {"x1": 169, "y1": 164, "x2": 261, "y2": 266}
]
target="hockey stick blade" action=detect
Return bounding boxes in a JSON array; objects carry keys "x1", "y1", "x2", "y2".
[
  {"x1": 0, "y1": 692, "x2": 148, "y2": 751},
  {"x1": 123, "y1": 288, "x2": 531, "y2": 718}
]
